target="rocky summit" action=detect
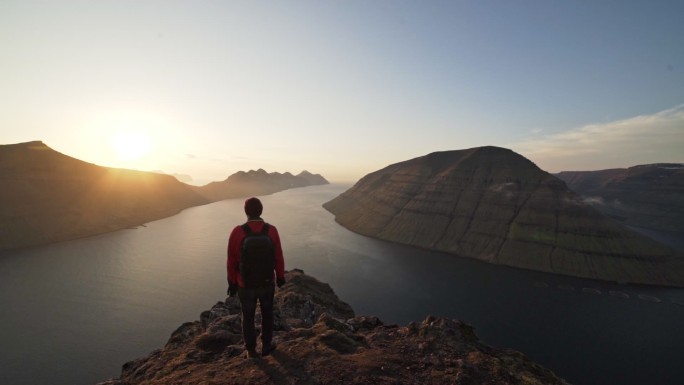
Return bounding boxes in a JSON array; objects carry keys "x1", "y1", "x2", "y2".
[
  {"x1": 323, "y1": 147, "x2": 684, "y2": 286},
  {"x1": 98, "y1": 270, "x2": 569, "y2": 385}
]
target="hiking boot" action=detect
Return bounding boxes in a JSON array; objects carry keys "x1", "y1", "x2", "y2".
[
  {"x1": 245, "y1": 348, "x2": 259, "y2": 359},
  {"x1": 262, "y1": 342, "x2": 277, "y2": 357}
]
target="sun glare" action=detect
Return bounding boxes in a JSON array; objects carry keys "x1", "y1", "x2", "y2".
[{"x1": 111, "y1": 130, "x2": 151, "y2": 161}]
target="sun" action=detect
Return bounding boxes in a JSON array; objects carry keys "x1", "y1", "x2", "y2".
[{"x1": 111, "y1": 130, "x2": 151, "y2": 161}]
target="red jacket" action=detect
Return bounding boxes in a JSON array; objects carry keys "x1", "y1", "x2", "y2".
[{"x1": 227, "y1": 220, "x2": 285, "y2": 288}]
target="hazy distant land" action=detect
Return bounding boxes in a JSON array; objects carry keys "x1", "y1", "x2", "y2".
[
  {"x1": 0, "y1": 141, "x2": 328, "y2": 251},
  {"x1": 556, "y1": 164, "x2": 684, "y2": 233},
  {"x1": 324, "y1": 146, "x2": 684, "y2": 287}
]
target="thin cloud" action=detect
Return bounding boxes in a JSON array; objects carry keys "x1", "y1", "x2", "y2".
[{"x1": 511, "y1": 104, "x2": 684, "y2": 172}]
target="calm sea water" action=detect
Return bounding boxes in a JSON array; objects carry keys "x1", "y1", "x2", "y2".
[{"x1": 1, "y1": 184, "x2": 683, "y2": 385}]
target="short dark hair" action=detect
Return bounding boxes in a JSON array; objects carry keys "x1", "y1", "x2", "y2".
[{"x1": 244, "y1": 197, "x2": 263, "y2": 217}]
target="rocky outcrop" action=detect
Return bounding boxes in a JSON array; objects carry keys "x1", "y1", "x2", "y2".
[
  {"x1": 196, "y1": 169, "x2": 329, "y2": 201},
  {"x1": 323, "y1": 147, "x2": 684, "y2": 286},
  {"x1": 0, "y1": 141, "x2": 210, "y2": 251},
  {"x1": 97, "y1": 270, "x2": 569, "y2": 385},
  {"x1": 556, "y1": 164, "x2": 684, "y2": 233}
]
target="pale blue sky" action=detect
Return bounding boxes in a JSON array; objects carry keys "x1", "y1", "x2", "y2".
[{"x1": 1, "y1": 1, "x2": 683, "y2": 184}]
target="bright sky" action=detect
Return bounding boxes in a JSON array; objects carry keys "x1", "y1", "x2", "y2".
[{"x1": 1, "y1": 1, "x2": 683, "y2": 184}]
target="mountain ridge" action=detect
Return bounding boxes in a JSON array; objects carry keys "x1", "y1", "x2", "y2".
[
  {"x1": 323, "y1": 146, "x2": 684, "y2": 286},
  {"x1": 556, "y1": 163, "x2": 684, "y2": 233},
  {"x1": 0, "y1": 141, "x2": 327, "y2": 251},
  {"x1": 195, "y1": 168, "x2": 328, "y2": 201}
]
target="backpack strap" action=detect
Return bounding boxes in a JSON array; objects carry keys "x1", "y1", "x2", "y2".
[
  {"x1": 242, "y1": 222, "x2": 269, "y2": 235},
  {"x1": 241, "y1": 223, "x2": 252, "y2": 235}
]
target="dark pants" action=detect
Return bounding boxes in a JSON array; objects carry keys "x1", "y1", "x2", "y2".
[{"x1": 238, "y1": 284, "x2": 275, "y2": 350}]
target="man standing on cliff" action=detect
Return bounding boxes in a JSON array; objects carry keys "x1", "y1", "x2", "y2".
[{"x1": 227, "y1": 197, "x2": 286, "y2": 358}]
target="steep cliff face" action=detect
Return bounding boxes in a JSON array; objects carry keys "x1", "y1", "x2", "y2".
[
  {"x1": 98, "y1": 270, "x2": 569, "y2": 385},
  {"x1": 0, "y1": 141, "x2": 209, "y2": 251},
  {"x1": 556, "y1": 164, "x2": 684, "y2": 233},
  {"x1": 196, "y1": 169, "x2": 329, "y2": 201},
  {"x1": 323, "y1": 147, "x2": 684, "y2": 286}
]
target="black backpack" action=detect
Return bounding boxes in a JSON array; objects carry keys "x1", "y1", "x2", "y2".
[{"x1": 239, "y1": 223, "x2": 276, "y2": 288}]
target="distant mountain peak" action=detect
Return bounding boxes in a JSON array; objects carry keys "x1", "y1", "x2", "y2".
[
  {"x1": 296, "y1": 170, "x2": 329, "y2": 185},
  {"x1": 200, "y1": 168, "x2": 329, "y2": 201}
]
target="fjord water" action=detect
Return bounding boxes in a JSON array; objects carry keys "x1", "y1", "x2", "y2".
[{"x1": 1, "y1": 185, "x2": 683, "y2": 385}]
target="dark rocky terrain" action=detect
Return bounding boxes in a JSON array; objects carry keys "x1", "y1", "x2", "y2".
[
  {"x1": 556, "y1": 164, "x2": 684, "y2": 233},
  {"x1": 97, "y1": 270, "x2": 569, "y2": 385},
  {"x1": 0, "y1": 141, "x2": 327, "y2": 251},
  {"x1": 323, "y1": 147, "x2": 684, "y2": 286}
]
